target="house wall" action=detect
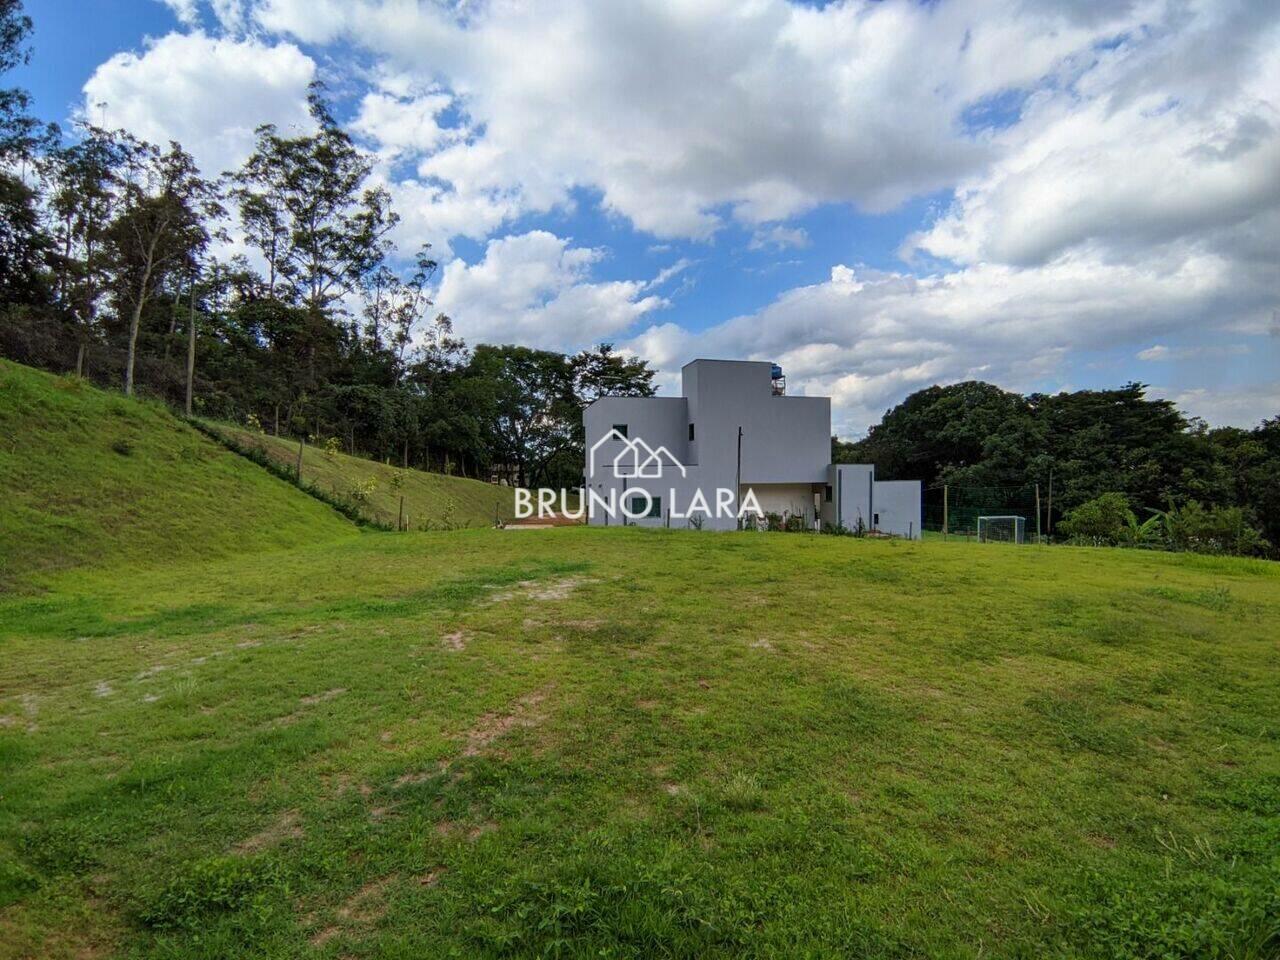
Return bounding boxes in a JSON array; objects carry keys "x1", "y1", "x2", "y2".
[
  {"x1": 832, "y1": 464, "x2": 874, "y2": 531},
  {"x1": 742, "y1": 483, "x2": 819, "y2": 521},
  {"x1": 680, "y1": 360, "x2": 829, "y2": 488},
  {"x1": 871, "y1": 480, "x2": 923, "y2": 539}
]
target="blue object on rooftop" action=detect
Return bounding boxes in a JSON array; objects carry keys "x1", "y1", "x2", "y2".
[{"x1": 771, "y1": 363, "x2": 783, "y2": 380}]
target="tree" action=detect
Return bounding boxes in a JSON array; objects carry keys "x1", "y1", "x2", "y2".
[
  {"x1": 464, "y1": 345, "x2": 580, "y2": 488},
  {"x1": 108, "y1": 140, "x2": 218, "y2": 395},
  {"x1": 230, "y1": 85, "x2": 398, "y2": 319},
  {"x1": 571, "y1": 343, "x2": 656, "y2": 405},
  {"x1": 0, "y1": 0, "x2": 56, "y2": 310},
  {"x1": 44, "y1": 127, "x2": 131, "y2": 374}
]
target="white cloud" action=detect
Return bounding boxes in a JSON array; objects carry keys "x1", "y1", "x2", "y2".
[
  {"x1": 156, "y1": 0, "x2": 200, "y2": 26},
  {"x1": 623, "y1": 248, "x2": 1273, "y2": 435},
  {"x1": 352, "y1": 88, "x2": 458, "y2": 160},
  {"x1": 83, "y1": 32, "x2": 315, "y2": 178},
  {"x1": 243, "y1": 0, "x2": 1149, "y2": 240},
  {"x1": 434, "y1": 231, "x2": 667, "y2": 351},
  {"x1": 1138, "y1": 343, "x2": 1250, "y2": 362},
  {"x1": 749, "y1": 225, "x2": 810, "y2": 252},
  {"x1": 911, "y1": 4, "x2": 1280, "y2": 267}
]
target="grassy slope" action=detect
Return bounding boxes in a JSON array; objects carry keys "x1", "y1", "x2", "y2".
[
  {"x1": 0, "y1": 361, "x2": 357, "y2": 590},
  {"x1": 1, "y1": 529, "x2": 1276, "y2": 958},
  {"x1": 207, "y1": 423, "x2": 516, "y2": 531}
]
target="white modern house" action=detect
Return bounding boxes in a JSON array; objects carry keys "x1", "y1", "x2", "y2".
[{"x1": 583, "y1": 359, "x2": 922, "y2": 536}]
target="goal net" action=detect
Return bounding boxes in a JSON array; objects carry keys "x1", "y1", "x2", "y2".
[{"x1": 977, "y1": 515, "x2": 1026, "y2": 544}]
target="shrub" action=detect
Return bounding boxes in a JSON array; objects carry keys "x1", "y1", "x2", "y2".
[
  {"x1": 783, "y1": 513, "x2": 809, "y2": 533},
  {"x1": 1059, "y1": 493, "x2": 1134, "y2": 546},
  {"x1": 139, "y1": 856, "x2": 285, "y2": 930},
  {"x1": 1157, "y1": 501, "x2": 1268, "y2": 557}
]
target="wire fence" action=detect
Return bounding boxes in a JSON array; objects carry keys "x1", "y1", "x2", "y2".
[{"x1": 923, "y1": 483, "x2": 1053, "y2": 542}]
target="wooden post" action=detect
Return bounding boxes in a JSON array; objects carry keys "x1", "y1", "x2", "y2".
[
  {"x1": 184, "y1": 283, "x2": 196, "y2": 417},
  {"x1": 296, "y1": 436, "x2": 304, "y2": 483},
  {"x1": 1035, "y1": 483, "x2": 1042, "y2": 544},
  {"x1": 943, "y1": 484, "x2": 949, "y2": 541},
  {"x1": 398, "y1": 495, "x2": 405, "y2": 532}
]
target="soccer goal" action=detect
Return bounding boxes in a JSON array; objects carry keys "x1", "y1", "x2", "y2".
[{"x1": 977, "y1": 515, "x2": 1027, "y2": 544}]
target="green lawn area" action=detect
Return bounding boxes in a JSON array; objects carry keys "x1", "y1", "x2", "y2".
[
  {"x1": 0, "y1": 361, "x2": 358, "y2": 591},
  {"x1": 205, "y1": 422, "x2": 516, "y2": 531},
  {"x1": 2, "y1": 528, "x2": 1277, "y2": 958}
]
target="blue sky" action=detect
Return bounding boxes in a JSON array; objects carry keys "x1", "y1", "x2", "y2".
[{"x1": 15, "y1": 0, "x2": 1280, "y2": 435}]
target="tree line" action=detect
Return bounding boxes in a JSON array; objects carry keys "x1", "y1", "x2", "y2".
[
  {"x1": 0, "y1": 2, "x2": 655, "y2": 489},
  {"x1": 836, "y1": 380, "x2": 1277, "y2": 555}
]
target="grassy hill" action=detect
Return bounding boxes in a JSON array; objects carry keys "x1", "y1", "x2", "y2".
[
  {"x1": 1, "y1": 527, "x2": 1276, "y2": 957},
  {"x1": 0, "y1": 360, "x2": 357, "y2": 590},
  {"x1": 206, "y1": 423, "x2": 515, "y2": 531}
]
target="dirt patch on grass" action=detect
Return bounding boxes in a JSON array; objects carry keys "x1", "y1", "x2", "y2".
[
  {"x1": 461, "y1": 687, "x2": 550, "y2": 757},
  {"x1": 308, "y1": 875, "x2": 395, "y2": 947},
  {"x1": 441, "y1": 630, "x2": 469, "y2": 651},
  {"x1": 395, "y1": 760, "x2": 448, "y2": 787},
  {"x1": 749, "y1": 638, "x2": 774, "y2": 652},
  {"x1": 489, "y1": 576, "x2": 597, "y2": 603},
  {"x1": 234, "y1": 809, "x2": 303, "y2": 854},
  {"x1": 301, "y1": 687, "x2": 347, "y2": 705},
  {"x1": 436, "y1": 820, "x2": 497, "y2": 842}
]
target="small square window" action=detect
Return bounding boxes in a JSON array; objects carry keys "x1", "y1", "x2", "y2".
[
  {"x1": 688, "y1": 422, "x2": 695, "y2": 441},
  {"x1": 648, "y1": 496, "x2": 662, "y2": 519},
  {"x1": 824, "y1": 484, "x2": 833, "y2": 503},
  {"x1": 611, "y1": 423, "x2": 628, "y2": 438}
]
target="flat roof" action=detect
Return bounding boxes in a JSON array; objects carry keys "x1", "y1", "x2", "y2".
[
  {"x1": 680, "y1": 358, "x2": 773, "y2": 369},
  {"x1": 583, "y1": 394, "x2": 687, "y2": 408}
]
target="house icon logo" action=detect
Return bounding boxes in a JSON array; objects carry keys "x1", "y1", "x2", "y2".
[{"x1": 588, "y1": 429, "x2": 688, "y2": 480}]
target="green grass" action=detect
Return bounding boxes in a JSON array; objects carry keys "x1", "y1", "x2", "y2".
[
  {"x1": 206, "y1": 422, "x2": 515, "y2": 531},
  {"x1": 2, "y1": 529, "x2": 1277, "y2": 958},
  {"x1": 0, "y1": 361, "x2": 357, "y2": 591}
]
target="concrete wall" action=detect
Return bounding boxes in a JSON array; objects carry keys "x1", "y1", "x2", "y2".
[
  {"x1": 830, "y1": 464, "x2": 874, "y2": 531},
  {"x1": 681, "y1": 360, "x2": 829, "y2": 487},
  {"x1": 872, "y1": 480, "x2": 922, "y2": 539},
  {"x1": 743, "y1": 482, "x2": 819, "y2": 520}
]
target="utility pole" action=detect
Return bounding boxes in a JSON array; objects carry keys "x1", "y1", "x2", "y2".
[{"x1": 735, "y1": 426, "x2": 743, "y2": 530}]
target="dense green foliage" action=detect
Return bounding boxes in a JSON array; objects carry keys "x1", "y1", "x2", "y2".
[
  {"x1": 2, "y1": 528, "x2": 1276, "y2": 956},
  {"x1": 0, "y1": 359, "x2": 357, "y2": 589},
  {"x1": 838, "y1": 380, "x2": 1277, "y2": 553}
]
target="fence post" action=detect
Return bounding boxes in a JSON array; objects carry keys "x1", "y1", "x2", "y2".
[
  {"x1": 398, "y1": 495, "x2": 405, "y2": 532},
  {"x1": 296, "y1": 436, "x2": 304, "y2": 483}
]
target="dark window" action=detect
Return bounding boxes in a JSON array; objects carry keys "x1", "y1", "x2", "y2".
[
  {"x1": 611, "y1": 423, "x2": 628, "y2": 438},
  {"x1": 873, "y1": 513, "x2": 880, "y2": 527},
  {"x1": 688, "y1": 422, "x2": 695, "y2": 441},
  {"x1": 648, "y1": 496, "x2": 662, "y2": 519},
  {"x1": 824, "y1": 484, "x2": 833, "y2": 503}
]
